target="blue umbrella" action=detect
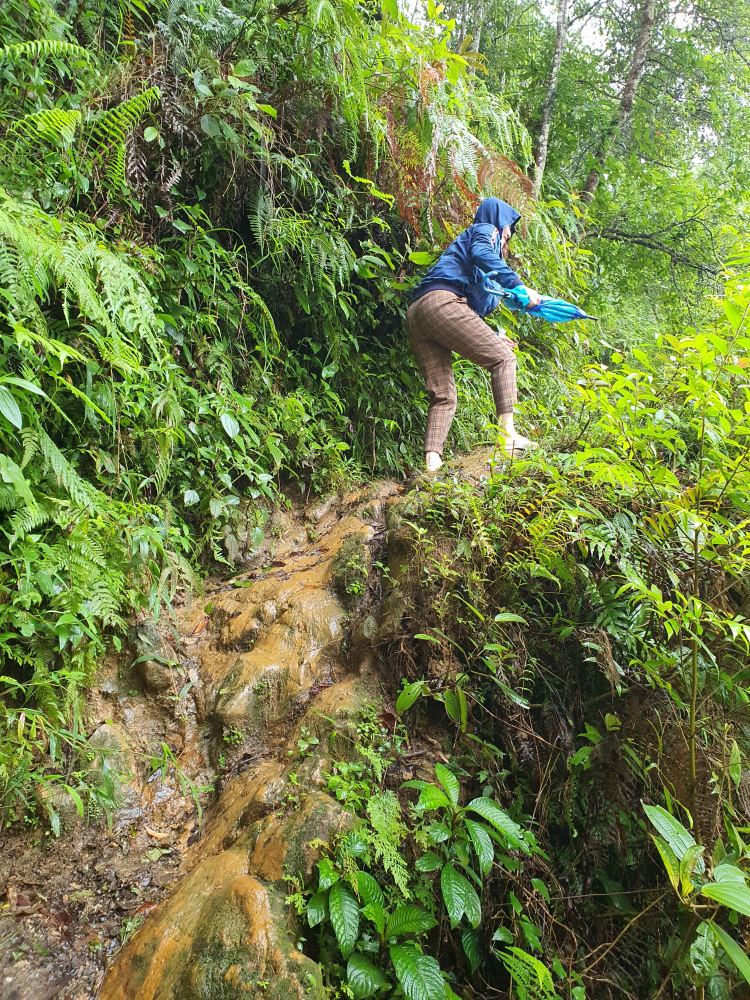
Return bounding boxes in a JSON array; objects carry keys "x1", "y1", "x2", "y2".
[{"x1": 483, "y1": 272, "x2": 597, "y2": 322}]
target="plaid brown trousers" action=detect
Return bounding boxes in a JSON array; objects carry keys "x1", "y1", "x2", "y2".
[{"x1": 405, "y1": 289, "x2": 517, "y2": 455}]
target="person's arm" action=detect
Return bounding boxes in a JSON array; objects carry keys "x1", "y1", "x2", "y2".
[
  {"x1": 469, "y1": 225, "x2": 523, "y2": 288},
  {"x1": 470, "y1": 225, "x2": 542, "y2": 305}
]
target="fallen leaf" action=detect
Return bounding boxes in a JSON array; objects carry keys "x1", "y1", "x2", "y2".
[
  {"x1": 135, "y1": 901, "x2": 158, "y2": 916},
  {"x1": 379, "y1": 710, "x2": 398, "y2": 732},
  {"x1": 145, "y1": 827, "x2": 169, "y2": 840},
  {"x1": 191, "y1": 616, "x2": 209, "y2": 636},
  {"x1": 15, "y1": 902, "x2": 40, "y2": 915}
]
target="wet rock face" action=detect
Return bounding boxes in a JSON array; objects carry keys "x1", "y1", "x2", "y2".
[
  {"x1": 98, "y1": 849, "x2": 324, "y2": 1000},
  {"x1": 97, "y1": 482, "x2": 400, "y2": 1000},
  {"x1": 180, "y1": 510, "x2": 383, "y2": 734},
  {"x1": 99, "y1": 694, "x2": 363, "y2": 1000}
]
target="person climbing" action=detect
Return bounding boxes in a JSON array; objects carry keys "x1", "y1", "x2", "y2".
[{"x1": 406, "y1": 197, "x2": 542, "y2": 473}]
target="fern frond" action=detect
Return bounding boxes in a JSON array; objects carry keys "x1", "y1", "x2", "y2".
[
  {"x1": 0, "y1": 486, "x2": 21, "y2": 512},
  {"x1": 9, "y1": 503, "x2": 54, "y2": 541},
  {"x1": 7, "y1": 108, "x2": 82, "y2": 147},
  {"x1": 87, "y1": 87, "x2": 160, "y2": 168},
  {"x1": 0, "y1": 40, "x2": 93, "y2": 65},
  {"x1": 19, "y1": 427, "x2": 40, "y2": 471},
  {"x1": 0, "y1": 195, "x2": 161, "y2": 362},
  {"x1": 36, "y1": 427, "x2": 106, "y2": 511},
  {"x1": 365, "y1": 791, "x2": 410, "y2": 896},
  {"x1": 497, "y1": 949, "x2": 560, "y2": 1000}
]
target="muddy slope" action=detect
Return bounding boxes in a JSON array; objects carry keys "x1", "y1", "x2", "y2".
[{"x1": 1, "y1": 475, "x2": 418, "y2": 1000}]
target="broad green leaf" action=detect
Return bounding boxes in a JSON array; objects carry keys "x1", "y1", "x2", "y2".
[
  {"x1": 530, "y1": 879, "x2": 550, "y2": 903},
  {"x1": 708, "y1": 919, "x2": 750, "y2": 986},
  {"x1": 1, "y1": 377, "x2": 47, "y2": 397},
  {"x1": 465, "y1": 819, "x2": 494, "y2": 876},
  {"x1": 307, "y1": 889, "x2": 328, "y2": 927},
  {"x1": 396, "y1": 680, "x2": 426, "y2": 714},
  {"x1": 357, "y1": 872, "x2": 384, "y2": 909},
  {"x1": 382, "y1": 0, "x2": 398, "y2": 21},
  {"x1": 415, "y1": 851, "x2": 443, "y2": 872},
  {"x1": 233, "y1": 59, "x2": 256, "y2": 76},
  {"x1": 183, "y1": 489, "x2": 200, "y2": 505},
  {"x1": 679, "y1": 844, "x2": 705, "y2": 897},
  {"x1": 408, "y1": 251, "x2": 438, "y2": 266},
  {"x1": 346, "y1": 954, "x2": 389, "y2": 999},
  {"x1": 329, "y1": 882, "x2": 359, "y2": 957},
  {"x1": 463, "y1": 880, "x2": 482, "y2": 928},
  {"x1": 386, "y1": 904, "x2": 437, "y2": 939},
  {"x1": 701, "y1": 881, "x2": 750, "y2": 917},
  {"x1": 443, "y1": 688, "x2": 463, "y2": 729},
  {"x1": 466, "y1": 798, "x2": 524, "y2": 850},
  {"x1": 651, "y1": 835, "x2": 680, "y2": 893},
  {"x1": 461, "y1": 927, "x2": 483, "y2": 972},
  {"x1": 0, "y1": 385, "x2": 22, "y2": 428},
  {"x1": 418, "y1": 785, "x2": 451, "y2": 812},
  {"x1": 362, "y1": 902, "x2": 386, "y2": 937},
  {"x1": 714, "y1": 863, "x2": 746, "y2": 884},
  {"x1": 200, "y1": 114, "x2": 221, "y2": 137},
  {"x1": 729, "y1": 739, "x2": 742, "y2": 789},
  {"x1": 46, "y1": 804, "x2": 60, "y2": 837},
  {"x1": 441, "y1": 863, "x2": 467, "y2": 926},
  {"x1": 426, "y1": 821, "x2": 451, "y2": 844},
  {"x1": 569, "y1": 747, "x2": 593, "y2": 769},
  {"x1": 220, "y1": 412, "x2": 240, "y2": 438},
  {"x1": 642, "y1": 803, "x2": 703, "y2": 871},
  {"x1": 143, "y1": 126, "x2": 159, "y2": 141},
  {"x1": 725, "y1": 298, "x2": 746, "y2": 333},
  {"x1": 689, "y1": 923, "x2": 716, "y2": 980},
  {"x1": 390, "y1": 944, "x2": 445, "y2": 1000},
  {"x1": 493, "y1": 925, "x2": 513, "y2": 943},
  {"x1": 0, "y1": 454, "x2": 36, "y2": 508},
  {"x1": 441, "y1": 863, "x2": 480, "y2": 928},
  {"x1": 434, "y1": 763, "x2": 460, "y2": 806},
  {"x1": 318, "y1": 859, "x2": 339, "y2": 892},
  {"x1": 63, "y1": 784, "x2": 84, "y2": 818}
]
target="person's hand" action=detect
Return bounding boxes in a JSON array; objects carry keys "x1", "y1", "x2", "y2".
[
  {"x1": 498, "y1": 332, "x2": 518, "y2": 350},
  {"x1": 526, "y1": 287, "x2": 542, "y2": 307}
]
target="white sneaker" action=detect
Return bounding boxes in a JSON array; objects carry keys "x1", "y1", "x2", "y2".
[{"x1": 498, "y1": 434, "x2": 537, "y2": 456}]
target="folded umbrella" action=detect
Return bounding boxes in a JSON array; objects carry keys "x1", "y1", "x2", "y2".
[{"x1": 482, "y1": 272, "x2": 597, "y2": 322}]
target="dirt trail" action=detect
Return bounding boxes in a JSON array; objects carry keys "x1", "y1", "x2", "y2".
[{"x1": 0, "y1": 450, "x2": 496, "y2": 1000}]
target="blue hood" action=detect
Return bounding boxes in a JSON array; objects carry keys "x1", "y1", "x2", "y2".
[
  {"x1": 411, "y1": 198, "x2": 524, "y2": 317},
  {"x1": 473, "y1": 198, "x2": 521, "y2": 236}
]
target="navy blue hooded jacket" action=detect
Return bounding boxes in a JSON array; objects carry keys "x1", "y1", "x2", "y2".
[{"x1": 412, "y1": 198, "x2": 523, "y2": 318}]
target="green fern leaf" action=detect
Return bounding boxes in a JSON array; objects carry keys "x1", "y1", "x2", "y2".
[{"x1": 0, "y1": 40, "x2": 93, "y2": 64}]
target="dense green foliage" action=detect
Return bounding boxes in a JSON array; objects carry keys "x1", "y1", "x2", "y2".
[
  {"x1": 383, "y1": 261, "x2": 750, "y2": 997},
  {"x1": 2, "y1": 0, "x2": 750, "y2": 995}
]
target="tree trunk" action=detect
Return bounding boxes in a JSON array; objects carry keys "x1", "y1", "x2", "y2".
[
  {"x1": 581, "y1": 0, "x2": 655, "y2": 202},
  {"x1": 532, "y1": 0, "x2": 568, "y2": 197},
  {"x1": 456, "y1": 0, "x2": 469, "y2": 51},
  {"x1": 467, "y1": 0, "x2": 489, "y2": 64}
]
